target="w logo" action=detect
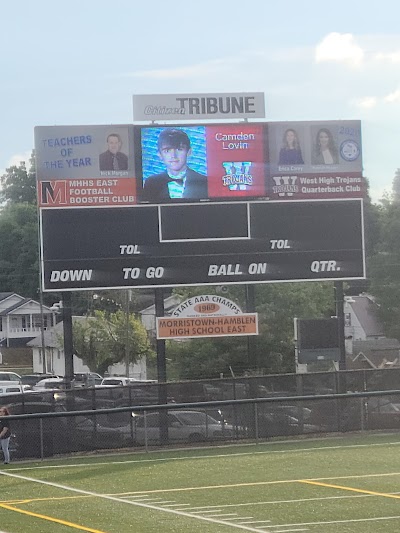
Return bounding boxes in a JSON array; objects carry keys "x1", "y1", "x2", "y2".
[{"x1": 272, "y1": 176, "x2": 298, "y2": 197}]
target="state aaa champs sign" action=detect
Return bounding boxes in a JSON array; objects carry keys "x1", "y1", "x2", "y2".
[{"x1": 156, "y1": 295, "x2": 258, "y2": 339}]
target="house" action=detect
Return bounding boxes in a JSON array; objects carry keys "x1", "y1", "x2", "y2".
[
  {"x1": 349, "y1": 338, "x2": 400, "y2": 369},
  {"x1": 344, "y1": 294, "x2": 400, "y2": 369},
  {"x1": 28, "y1": 316, "x2": 147, "y2": 378},
  {"x1": 0, "y1": 292, "x2": 56, "y2": 348},
  {"x1": 139, "y1": 294, "x2": 182, "y2": 339},
  {"x1": 344, "y1": 294, "x2": 385, "y2": 342}
]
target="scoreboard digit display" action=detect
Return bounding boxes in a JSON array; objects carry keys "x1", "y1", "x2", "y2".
[{"x1": 40, "y1": 199, "x2": 365, "y2": 291}]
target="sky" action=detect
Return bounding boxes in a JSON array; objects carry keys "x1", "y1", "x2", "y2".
[{"x1": 1, "y1": 0, "x2": 399, "y2": 203}]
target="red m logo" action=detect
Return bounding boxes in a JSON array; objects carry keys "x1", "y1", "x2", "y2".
[{"x1": 40, "y1": 181, "x2": 67, "y2": 205}]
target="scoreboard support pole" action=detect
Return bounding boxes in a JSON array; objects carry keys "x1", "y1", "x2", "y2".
[
  {"x1": 62, "y1": 292, "x2": 74, "y2": 388},
  {"x1": 155, "y1": 287, "x2": 169, "y2": 444},
  {"x1": 245, "y1": 284, "x2": 257, "y2": 373},
  {"x1": 334, "y1": 281, "x2": 346, "y2": 373},
  {"x1": 334, "y1": 281, "x2": 347, "y2": 432},
  {"x1": 62, "y1": 292, "x2": 76, "y2": 431},
  {"x1": 245, "y1": 284, "x2": 258, "y2": 438}
]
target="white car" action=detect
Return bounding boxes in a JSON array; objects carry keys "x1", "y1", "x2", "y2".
[
  {"x1": 32, "y1": 377, "x2": 66, "y2": 391},
  {"x1": 100, "y1": 377, "x2": 131, "y2": 387},
  {"x1": 132, "y1": 410, "x2": 233, "y2": 445},
  {"x1": 0, "y1": 384, "x2": 30, "y2": 396}
]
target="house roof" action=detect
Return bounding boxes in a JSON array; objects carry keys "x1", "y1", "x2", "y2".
[
  {"x1": 347, "y1": 295, "x2": 384, "y2": 337},
  {"x1": 0, "y1": 292, "x2": 15, "y2": 302},
  {"x1": 0, "y1": 296, "x2": 53, "y2": 316},
  {"x1": 27, "y1": 316, "x2": 89, "y2": 348},
  {"x1": 139, "y1": 294, "x2": 181, "y2": 315},
  {"x1": 350, "y1": 338, "x2": 400, "y2": 369},
  {"x1": 0, "y1": 298, "x2": 31, "y2": 316}
]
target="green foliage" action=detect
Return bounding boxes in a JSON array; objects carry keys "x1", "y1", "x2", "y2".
[
  {"x1": 72, "y1": 310, "x2": 154, "y2": 376},
  {"x1": 0, "y1": 203, "x2": 40, "y2": 298},
  {"x1": 368, "y1": 193, "x2": 400, "y2": 339},
  {"x1": 393, "y1": 168, "x2": 400, "y2": 203},
  {"x1": 168, "y1": 282, "x2": 334, "y2": 379},
  {"x1": 0, "y1": 153, "x2": 37, "y2": 205}
]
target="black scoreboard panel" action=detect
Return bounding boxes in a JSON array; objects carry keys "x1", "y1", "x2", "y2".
[{"x1": 40, "y1": 199, "x2": 365, "y2": 291}]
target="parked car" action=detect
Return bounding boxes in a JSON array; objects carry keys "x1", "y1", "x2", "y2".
[
  {"x1": 132, "y1": 410, "x2": 234, "y2": 445},
  {"x1": 0, "y1": 372, "x2": 22, "y2": 382},
  {"x1": 6, "y1": 401, "x2": 68, "y2": 458},
  {"x1": 0, "y1": 384, "x2": 30, "y2": 396},
  {"x1": 71, "y1": 414, "x2": 133, "y2": 450},
  {"x1": 20, "y1": 374, "x2": 56, "y2": 388},
  {"x1": 74, "y1": 373, "x2": 103, "y2": 387},
  {"x1": 367, "y1": 401, "x2": 400, "y2": 430},
  {"x1": 100, "y1": 377, "x2": 132, "y2": 387},
  {"x1": 32, "y1": 377, "x2": 67, "y2": 391}
]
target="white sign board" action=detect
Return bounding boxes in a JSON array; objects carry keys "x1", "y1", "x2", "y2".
[
  {"x1": 156, "y1": 295, "x2": 258, "y2": 339},
  {"x1": 133, "y1": 93, "x2": 265, "y2": 121}
]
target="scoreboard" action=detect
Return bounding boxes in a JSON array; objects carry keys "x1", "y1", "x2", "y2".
[
  {"x1": 36, "y1": 120, "x2": 365, "y2": 292},
  {"x1": 41, "y1": 199, "x2": 365, "y2": 291}
]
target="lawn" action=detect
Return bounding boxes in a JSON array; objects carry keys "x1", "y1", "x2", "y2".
[{"x1": 1, "y1": 432, "x2": 400, "y2": 532}]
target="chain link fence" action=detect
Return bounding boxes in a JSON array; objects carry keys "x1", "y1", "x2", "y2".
[{"x1": 2, "y1": 367, "x2": 400, "y2": 460}]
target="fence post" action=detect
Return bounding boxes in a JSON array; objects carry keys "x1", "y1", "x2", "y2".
[
  {"x1": 254, "y1": 402, "x2": 259, "y2": 443},
  {"x1": 39, "y1": 418, "x2": 44, "y2": 460},
  {"x1": 144, "y1": 411, "x2": 148, "y2": 452}
]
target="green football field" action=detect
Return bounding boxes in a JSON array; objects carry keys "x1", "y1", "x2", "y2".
[{"x1": 1, "y1": 433, "x2": 400, "y2": 532}]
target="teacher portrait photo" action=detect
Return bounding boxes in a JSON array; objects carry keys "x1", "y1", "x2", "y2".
[{"x1": 99, "y1": 133, "x2": 128, "y2": 171}]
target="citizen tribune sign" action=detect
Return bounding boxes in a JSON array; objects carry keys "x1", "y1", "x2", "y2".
[{"x1": 133, "y1": 93, "x2": 266, "y2": 121}]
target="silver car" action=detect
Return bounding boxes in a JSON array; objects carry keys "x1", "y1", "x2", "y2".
[{"x1": 132, "y1": 410, "x2": 233, "y2": 445}]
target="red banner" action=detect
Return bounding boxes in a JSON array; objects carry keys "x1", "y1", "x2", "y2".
[{"x1": 38, "y1": 178, "x2": 137, "y2": 207}]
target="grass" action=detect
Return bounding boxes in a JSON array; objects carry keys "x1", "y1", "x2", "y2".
[{"x1": 1, "y1": 432, "x2": 400, "y2": 532}]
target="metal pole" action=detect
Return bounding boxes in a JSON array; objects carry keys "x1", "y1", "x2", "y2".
[
  {"x1": 334, "y1": 281, "x2": 346, "y2": 371},
  {"x1": 155, "y1": 288, "x2": 168, "y2": 444},
  {"x1": 155, "y1": 288, "x2": 167, "y2": 386},
  {"x1": 245, "y1": 285, "x2": 257, "y2": 371},
  {"x1": 125, "y1": 289, "x2": 131, "y2": 377},
  {"x1": 36, "y1": 186, "x2": 47, "y2": 375},
  {"x1": 39, "y1": 418, "x2": 44, "y2": 460},
  {"x1": 39, "y1": 289, "x2": 47, "y2": 374},
  {"x1": 62, "y1": 292, "x2": 74, "y2": 389}
]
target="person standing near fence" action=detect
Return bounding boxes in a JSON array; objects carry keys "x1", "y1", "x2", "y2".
[{"x1": 0, "y1": 407, "x2": 11, "y2": 464}]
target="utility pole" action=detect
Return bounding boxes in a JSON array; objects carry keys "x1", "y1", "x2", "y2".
[
  {"x1": 62, "y1": 292, "x2": 74, "y2": 388},
  {"x1": 125, "y1": 289, "x2": 131, "y2": 377}
]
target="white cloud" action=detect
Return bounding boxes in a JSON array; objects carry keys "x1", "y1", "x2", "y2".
[
  {"x1": 315, "y1": 32, "x2": 364, "y2": 67},
  {"x1": 384, "y1": 89, "x2": 400, "y2": 103},
  {"x1": 354, "y1": 96, "x2": 378, "y2": 109},
  {"x1": 374, "y1": 51, "x2": 400, "y2": 63},
  {"x1": 0, "y1": 151, "x2": 32, "y2": 177}
]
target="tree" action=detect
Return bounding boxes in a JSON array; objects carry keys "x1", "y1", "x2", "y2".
[
  {"x1": 167, "y1": 282, "x2": 334, "y2": 380},
  {"x1": 72, "y1": 310, "x2": 154, "y2": 376},
  {"x1": 0, "y1": 152, "x2": 37, "y2": 205},
  {"x1": 0, "y1": 203, "x2": 40, "y2": 298},
  {"x1": 368, "y1": 194, "x2": 400, "y2": 339},
  {"x1": 393, "y1": 168, "x2": 400, "y2": 203}
]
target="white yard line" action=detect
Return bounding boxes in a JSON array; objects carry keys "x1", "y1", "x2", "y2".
[
  {"x1": 267, "y1": 515, "x2": 400, "y2": 528},
  {"x1": 0, "y1": 470, "x2": 272, "y2": 533}
]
